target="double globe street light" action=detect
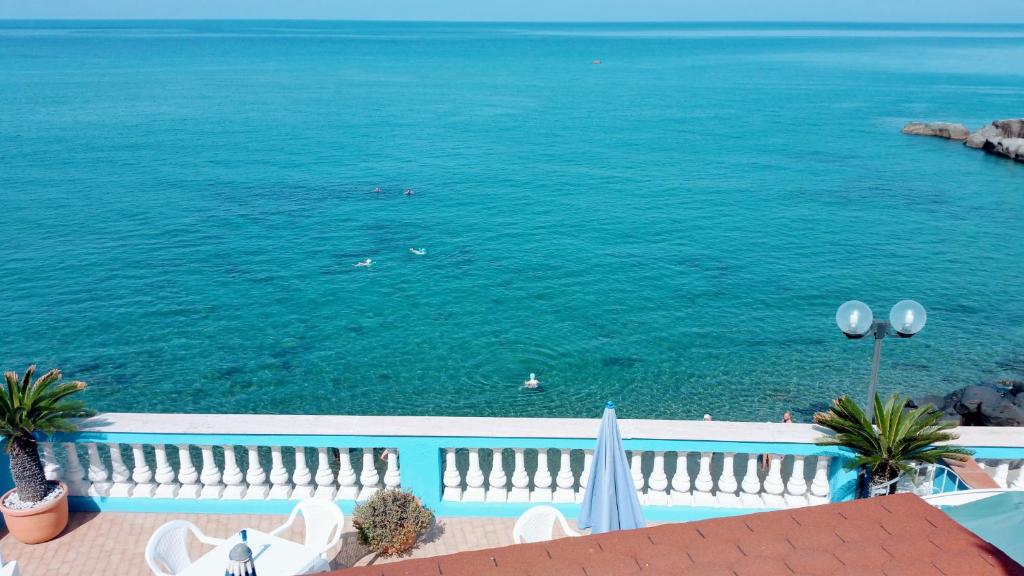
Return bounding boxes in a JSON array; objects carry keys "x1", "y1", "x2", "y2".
[{"x1": 835, "y1": 299, "x2": 927, "y2": 420}]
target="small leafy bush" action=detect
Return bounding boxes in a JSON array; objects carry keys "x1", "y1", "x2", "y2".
[{"x1": 353, "y1": 489, "x2": 434, "y2": 557}]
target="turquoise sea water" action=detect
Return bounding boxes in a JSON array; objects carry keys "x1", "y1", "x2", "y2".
[{"x1": 1, "y1": 21, "x2": 1023, "y2": 421}]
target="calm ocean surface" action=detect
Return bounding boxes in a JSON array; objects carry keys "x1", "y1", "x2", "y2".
[{"x1": 2, "y1": 21, "x2": 1023, "y2": 421}]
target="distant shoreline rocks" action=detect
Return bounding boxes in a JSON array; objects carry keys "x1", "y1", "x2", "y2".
[{"x1": 902, "y1": 118, "x2": 1024, "y2": 163}]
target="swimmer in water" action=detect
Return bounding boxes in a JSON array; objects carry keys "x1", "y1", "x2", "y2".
[
  {"x1": 404, "y1": 188, "x2": 414, "y2": 196},
  {"x1": 354, "y1": 258, "x2": 372, "y2": 268},
  {"x1": 409, "y1": 248, "x2": 426, "y2": 255},
  {"x1": 373, "y1": 186, "x2": 382, "y2": 193},
  {"x1": 524, "y1": 373, "x2": 540, "y2": 389}
]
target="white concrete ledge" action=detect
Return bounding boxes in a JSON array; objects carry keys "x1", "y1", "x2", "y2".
[{"x1": 74, "y1": 412, "x2": 1023, "y2": 447}]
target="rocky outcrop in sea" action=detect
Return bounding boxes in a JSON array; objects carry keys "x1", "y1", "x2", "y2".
[
  {"x1": 912, "y1": 382, "x2": 1024, "y2": 427},
  {"x1": 903, "y1": 118, "x2": 1024, "y2": 163}
]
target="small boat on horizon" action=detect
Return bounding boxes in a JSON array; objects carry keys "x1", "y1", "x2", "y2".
[{"x1": 592, "y1": 58, "x2": 602, "y2": 65}]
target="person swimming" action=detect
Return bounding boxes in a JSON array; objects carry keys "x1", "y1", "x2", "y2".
[
  {"x1": 354, "y1": 258, "x2": 372, "y2": 268},
  {"x1": 373, "y1": 186, "x2": 382, "y2": 193},
  {"x1": 409, "y1": 248, "x2": 426, "y2": 255},
  {"x1": 524, "y1": 373, "x2": 540, "y2": 389},
  {"x1": 404, "y1": 188, "x2": 414, "y2": 196}
]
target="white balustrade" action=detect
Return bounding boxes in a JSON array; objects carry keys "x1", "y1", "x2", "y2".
[
  {"x1": 716, "y1": 453, "x2": 740, "y2": 507},
  {"x1": 244, "y1": 446, "x2": 269, "y2": 500},
  {"x1": 153, "y1": 444, "x2": 178, "y2": 498},
  {"x1": 486, "y1": 448, "x2": 508, "y2": 503},
  {"x1": 176, "y1": 444, "x2": 200, "y2": 499},
  {"x1": 509, "y1": 448, "x2": 530, "y2": 502},
  {"x1": 992, "y1": 460, "x2": 1011, "y2": 488},
  {"x1": 442, "y1": 448, "x2": 462, "y2": 502},
  {"x1": 199, "y1": 445, "x2": 224, "y2": 499},
  {"x1": 761, "y1": 454, "x2": 787, "y2": 507},
  {"x1": 630, "y1": 451, "x2": 645, "y2": 503},
  {"x1": 739, "y1": 453, "x2": 762, "y2": 507},
  {"x1": 41, "y1": 442, "x2": 62, "y2": 482},
  {"x1": 63, "y1": 443, "x2": 89, "y2": 496},
  {"x1": 646, "y1": 451, "x2": 669, "y2": 505},
  {"x1": 314, "y1": 447, "x2": 337, "y2": 500},
  {"x1": 808, "y1": 456, "x2": 831, "y2": 505},
  {"x1": 531, "y1": 449, "x2": 553, "y2": 502},
  {"x1": 130, "y1": 444, "x2": 155, "y2": 498},
  {"x1": 291, "y1": 448, "x2": 314, "y2": 500},
  {"x1": 1010, "y1": 462, "x2": 1024, "y2": 490},
  {"x1": 463, "y1": 449, "x2": 486, "y2": 502},
  {"x1": 554, "y1": 449, "x2": 575, "y2": 503},
  {"x1": 335, "y1": 448, "x2": 359, "y2": 500},
  {"x1": 358, "y1": 448, "x2": 380, "y2": 500},
  {"x1": 384, "y1": 448, "x2": 401, "y2": 489},
  {"x1": 108, "y1": 444, "x2": 134, "y2": 498},
  {"x1": 222, "y1": 445, "x2": 246, "y2": 500},
  {"x1": 576, "y1": 450, "x2": 593, "y2": 503},
  {"x1": 85, "y1": 443, "x2": 111, "y2": 497},
  {"x1": 671, "y1": 451, "x2": 692, "y2": 506},
  {"x1": 693, "y1": 452, "x2": 715, "y2": 506},
  {"x1": 784, "y1": 455, "x2": 808, "y2": 507},
  {"x1": 268, "y1": 446, "x2": 292, "y2": 499}
]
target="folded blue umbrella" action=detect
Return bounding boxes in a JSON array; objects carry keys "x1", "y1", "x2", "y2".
[{"x1": 577, "y1": 401, "x2": 646, "y2": 533}]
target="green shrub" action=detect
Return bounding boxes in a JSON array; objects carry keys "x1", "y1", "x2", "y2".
[{"x1": 352, "y1": 489, "x2": 434, "y2": 557}]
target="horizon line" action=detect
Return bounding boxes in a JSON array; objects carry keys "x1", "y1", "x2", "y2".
[{"x1": 1, "y1": 18, "x2": 1024, "y2": 25}]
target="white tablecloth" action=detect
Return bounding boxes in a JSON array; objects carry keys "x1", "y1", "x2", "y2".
[{"x1": 179, "y1": 528, "x2": 324, "y2": 576}]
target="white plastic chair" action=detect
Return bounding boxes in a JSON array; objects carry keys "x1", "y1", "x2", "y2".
[
  {"x1": 512, "y1": 506, "x2": 581, "y2": 544},
  {"x1": 270, "y1": 499, "x2": 345, "y2": 570},
  {"x1": 0, "y1": 550, "x2": 20, "y2": 576},
  {"x1": 144, "y1": 520, "x2": 224, "y2": 576}
]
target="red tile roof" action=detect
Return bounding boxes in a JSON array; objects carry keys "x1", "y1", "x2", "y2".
[{"x1": 330, "y1": 494, "x2": 1024, "y2": 576}]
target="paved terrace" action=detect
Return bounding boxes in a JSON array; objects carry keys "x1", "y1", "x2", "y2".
[{"x1": 0, "y1": 512, "x2": 525, "y2": 576}]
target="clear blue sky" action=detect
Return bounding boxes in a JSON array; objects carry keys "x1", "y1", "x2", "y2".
[{"x1": 1, "y1": 0, "x2": 1022, "y2": 22}]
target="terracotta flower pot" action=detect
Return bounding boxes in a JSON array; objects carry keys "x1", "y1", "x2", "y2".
[{"x1": 1, "y1": 481, "x2": 69, "y2": 544}]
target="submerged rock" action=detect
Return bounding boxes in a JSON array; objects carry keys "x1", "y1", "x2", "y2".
[
  {"x1": 902, "y1": 121, "x2": 970, "y2": 140},
  {"x1": 912, "y1": 383, "x2": 1024, "y2": 427}
]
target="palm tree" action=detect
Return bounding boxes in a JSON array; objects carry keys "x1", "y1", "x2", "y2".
[
  {"x1": 814, "y1": 393, "x2": 971, "y2": 496},
  {"x1": 1, "y1": 366, "x2": 94, "y2": 503}
]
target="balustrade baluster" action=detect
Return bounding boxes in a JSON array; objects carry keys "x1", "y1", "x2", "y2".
[
  {"x1": 762, "y1": 454, "x2": 786, "y2": 507},
  {"x1": 222, "y1": 445, "x2": 246, "y2": 500},
  {"x1": 509, "y1": 448, "x2": 531, "y2": 503},
  {"x1": 335, "y1": 448, "x2": 359, "y2": 500},
  {"x1": 199, "y1": 445, "x2": 224, "y2": 499},
  {"x1": 554, "y1": 449, "x2": 575, "y2": 503},
  {"x1": 739, "y1": 453, "x2": 763, "y2": 507},
  {"x1": 153, "y1": 444, "x2": 179, "y2": 498},
  {"x1": 291, "y1": 447, "x2": 315, "y2": 499},
  {"x1": 531, "y1": 449, "x2": 553, "y2": 502},
  {"x1": 128, "y1": 444, "x2": 155, "y2": 498},
  {"x1": 315, "y1": 447, "x2": 337, "y2": 500},
  {"x1": 108, "y1": 443, "x2": 134, "y2": 497},
  {"x1": 463, "y1": 449, "x2": 486, "y2": 502},
  {"x1": 358, "y1": 448, "x2": 381, "y2": 500},
  {"x1": 992, "y1": 460, "x2": 1011, "y2": 488},
  {"x1": 629, "y1": 451, "x2": 645, "y2": 503},
  {"x1": 784, "y1": 455, "x2": 809, "y2": 507},
  {"x1": 63, "y1": 443, "x2": 89, "y2": 496},
  {"x1": 41, "y1": 442, "x2": 62, "y2": 482},
  {"x1": 693, "y1": 452, "x2": 715, "y2": 506},
  {"x1": 442, "y1": 448, "x2": 463, "y2": 501},
  {"x1": 716, "y1": 452, "x2": 740, "y2": 507},
  {"x1": 808, "y1": 456, "x2": 831, "y2": 505},
  {"x1": 85, "y1": 443, "x2": 112, "y2": 497},
  {"x1": 671, "y1": 451, "x2": 692, "y2": 506},
  {"x1": 646, "y1": 451, "x2": 669, "y2": 505},
  {"x1": 268, "y1": 446, "x2": 292, "y2": 499},
  {"x1": 576, "y1": 450, "x2": 593, "y2": 503},
  {"x1": 244, "y1": 446, "x2": 269, "y2": 500},
  {"x1": 384, "y1": 448, "x2": 401, "y2": 489},
  {"x1": 176, "y1": 444, "x2": 200, "y2": 499},
  {"x1": 486, "y1": 448, "x2": 508, "y2": 503}
]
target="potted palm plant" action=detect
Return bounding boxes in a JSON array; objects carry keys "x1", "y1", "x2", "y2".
[
  {"x1": 1, "y1": 366, "x2": 94, "y2": 543},
  {"x1": 814, "y1": 393, "x2": 971, "y2": 497}
]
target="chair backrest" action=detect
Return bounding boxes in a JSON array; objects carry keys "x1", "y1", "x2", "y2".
[
  {"x1": 291, "y1": 499, "x2": 345, "y2": 552},
  {"x1": 513, "y1": 506, "x2": 567, "y2": 544},
  {"x1": 144, "y1": 521, "x2": 200, "y2": 576}
]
